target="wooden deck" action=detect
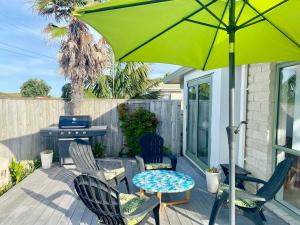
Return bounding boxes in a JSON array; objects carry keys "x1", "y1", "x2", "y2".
[{"x1": 0, "y1": 157, "x2": 287, "y2": 225}]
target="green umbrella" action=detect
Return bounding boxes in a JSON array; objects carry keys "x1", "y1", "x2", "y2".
[{"x1": 73, "y1": 0, "x2": 300, "y2": 224}]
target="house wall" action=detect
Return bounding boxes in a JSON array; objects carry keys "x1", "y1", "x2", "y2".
[{"x1": 244, "y1": 63, "x2": 277, "y2": 184}]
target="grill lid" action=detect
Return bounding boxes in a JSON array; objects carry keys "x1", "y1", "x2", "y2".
[{"x1": 59, "y1": 115, "x2": 91, "y2": 129}]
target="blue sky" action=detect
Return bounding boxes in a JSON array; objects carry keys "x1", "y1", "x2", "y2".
[{"x1": 0, "y1": 0, "x2": 180, "y2": 97}]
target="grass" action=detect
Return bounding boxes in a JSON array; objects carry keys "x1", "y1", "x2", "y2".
[{"x1": 0, "y1": 92, "x2": 21, "y2": 98}]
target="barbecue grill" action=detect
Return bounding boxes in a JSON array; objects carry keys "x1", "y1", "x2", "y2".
[{"x1": 40, "y1": 115, "x2": 107, "y2": 166}]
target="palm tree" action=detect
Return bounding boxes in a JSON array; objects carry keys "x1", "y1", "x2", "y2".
[
  {"x1": 34, "y1": 0, "x2": 104, "y2": 114},
  {"x1": 91, "y1": 41, "x2": 161, "y2": 99}
]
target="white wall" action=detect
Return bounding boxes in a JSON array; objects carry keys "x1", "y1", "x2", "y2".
[{"x1": 182, "y1": 67, "x2": 243, "y2": 170}]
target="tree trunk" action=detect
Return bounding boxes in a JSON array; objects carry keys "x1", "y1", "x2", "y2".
[{"x1": 70, "y1": 80, "x2": 84, "y2": 115}]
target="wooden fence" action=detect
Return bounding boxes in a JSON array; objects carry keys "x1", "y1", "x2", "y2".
[{"x1": 0, "y1": 98, "x2": 182, "y2": 165}]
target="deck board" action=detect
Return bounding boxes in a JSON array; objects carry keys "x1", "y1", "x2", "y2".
[{"x1": 0, "y1": 157, "x2": 288, "y2": 225}]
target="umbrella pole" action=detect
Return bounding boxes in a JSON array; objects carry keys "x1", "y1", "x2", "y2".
[{"x1": 228, "y1": 0, "x2": 236, "y2": 224}]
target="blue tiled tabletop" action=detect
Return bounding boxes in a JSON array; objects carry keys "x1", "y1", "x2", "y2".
[{"x1": 132, "y1": 170, "x2": 195, "y2": 193}]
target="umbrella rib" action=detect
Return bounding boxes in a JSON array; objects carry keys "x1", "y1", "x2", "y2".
[
  {"x1": 246, "y1": 2, "x2": 300, "y2": 48},
  {"x1": 119, "y1": 0, "x2": 219, "y2": 60},
  {"x1": 185, "y1": 19, "x2": 227, "y2": 31},
  {"x1": 236, "y1": 18, "x2": 265, "y2": 30},
  {"x1": 235, "y1": 0, "x2": 247, "y2": 24},
  {"x1": 238, "y1": 0, "x2": 288, "y2": 28},
  {"x1": 202, "y1": 0, "x2": 229, "y2": 70},
  {"x1": 81, "y1": 0, "x2": 172, "y2": 14},
  {"x1": 194, "y1": 0, "x2": 228, "y2": 28}
]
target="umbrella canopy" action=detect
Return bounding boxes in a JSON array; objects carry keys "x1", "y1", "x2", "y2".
[
  {"x1": 73, "y1": 1, "x2": 300, "y2": 224},
  {"x1": 74, "y1": 0, "x2": 300, "y2": 70}
]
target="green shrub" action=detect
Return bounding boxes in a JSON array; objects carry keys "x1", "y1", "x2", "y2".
[
  {"x1": 118, "y1": 103, "x2": 159, "y2": 156},
  {"x1": 163, "y1": 146, "x2": 171, "y2": 155},
  {"x1": 93, "y1": 142, "x2": 105, "y2": 158},
  {"x1": 9, "y1": 158, "x2": 25, "y2": 184},
  {"x1": 0, "y1": 181, "x2": 13, "y2": 196},
  {"x1": 8, "y1": 158, "x2": 36, "y2": 184},
  {"x1": 33, "y1": 157, "x2": 41, "y2": 169},
  {"x1": 0, "y1": 158, "x2": 38, "y2": 197},
  {"x1": 207, "y1": 167, "x2": 219, "y2": 173}
]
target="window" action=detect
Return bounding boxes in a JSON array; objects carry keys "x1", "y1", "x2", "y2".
[{"x1": 274, "y1": 63, "x2": 300, "y2": 215}]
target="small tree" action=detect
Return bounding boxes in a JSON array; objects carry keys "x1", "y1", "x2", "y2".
[
  {"x1": 61, "y1": 83, "x2": 71, "y2": 100},
  {"x1": 20, "y1": 79, "x2": 51, "y2": 97}
]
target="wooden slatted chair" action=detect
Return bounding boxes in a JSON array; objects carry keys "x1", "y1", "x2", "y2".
[
  {"x1": 74, "y1": 174, "x2": 160, "y2": 225},
  {"x1": 69, "y1": 139, "x2": 129, "y2": 193},
  {"x1": 135, "y1": 133, "x2": 177, "y2": 172},
  {"x1": 209, "y1": 158, "x2": 293, "y2": 225}
]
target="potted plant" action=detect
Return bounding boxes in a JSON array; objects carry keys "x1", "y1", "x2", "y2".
[
  {"x1": 205, "y1": 167, "x2": 220, "y2": 193},
  {"x1": 40, "y1": 150, "x2": 53, "y2": 169}
]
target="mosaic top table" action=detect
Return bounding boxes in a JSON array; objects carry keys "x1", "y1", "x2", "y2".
[{"x1": 132, "y1": 170, "x2": 195, "y2": 208}]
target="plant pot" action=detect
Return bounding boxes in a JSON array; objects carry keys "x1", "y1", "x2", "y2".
[
  {"x1": 206, "y1": 171, "x2": 220, "y2": 193},
  {"x1": 40, "y1": 150, "x2": 53, "y2": 169}
]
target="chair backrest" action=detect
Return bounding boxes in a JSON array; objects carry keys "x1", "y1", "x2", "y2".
[
  {"x1": 257, "y1": 158, "x2": 293, "y2": 201},
  {"x1": 139, "y1": 133, "x2": 164, "y2": 164},
  {"x1": 74, "y1": 174, "x2": 125, "y2": 225},
  {"x1": 69, "y1": 139, "x2": 98, "y2": 172}
]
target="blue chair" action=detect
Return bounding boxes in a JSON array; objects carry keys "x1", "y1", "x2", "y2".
[
  {"x1": 135, "y1": 133, "x2": 177, "y2": 172},
  {"x1": 209, "y1": 158, "x2": 293, "y2": 225}
]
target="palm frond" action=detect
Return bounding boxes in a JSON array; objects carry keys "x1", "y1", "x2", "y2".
[
  {"x1": 44, "y1": 23, "x2": 67, "y2": 39},
  {"x1": 92, "y1": 75, "x2": 112, "y2": 98},
  {"x1": 58, "y1": 18, "x2": 104, "y2": 85},
  {"x1": 34, "y1": 0, "x2": 88, "y2": 22}
]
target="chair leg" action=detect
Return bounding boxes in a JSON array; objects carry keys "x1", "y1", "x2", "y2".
[
  {"x1": 209, "y1": 192, "x2": 228, "y2": 225},
  {"x1": 242, "y1": 208, "x2": 266, "y2": 225},
  {"x1": 153, "y1": 204, "x2": 160, "y2": 225},
  {"x1": 124, "y1": 177, "x2": 130, "y2": 193},
  {"x1": 259, "y1": 210, "x2": 267, "y2": 222}
]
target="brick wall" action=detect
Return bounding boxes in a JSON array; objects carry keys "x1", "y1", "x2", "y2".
[{"x1": 245, "y1": 63, "x2": 276, "y2": 184}]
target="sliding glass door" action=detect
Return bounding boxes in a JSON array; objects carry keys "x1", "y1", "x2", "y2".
[
  {"x1": 274, "y1": 63, "x2": 300, "y2": 216},
  {"x1": 187, "y1": 76, "x2": 211, "y2": 169}
]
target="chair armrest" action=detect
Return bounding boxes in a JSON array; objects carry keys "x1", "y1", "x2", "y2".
[
  {"x1": 165, "y1": 154, "x2": 177, "y2": 170},
  {"x1": 236, "y1": 175, "x2": 267, "y2": 185},
  {"x1": 96, "y1": 158, "x2": 124, "y2": 171},
  {"x1": 80, "y1": 169, "x2": 107, "y2": 181},
  {"x1": 135, "y1": 156, "x2": 145, "y2": 172},
  {"x1": 125, "y1": 196, "x2": 160, "y2": 220},
  {"x1": 235, "y1": 191, "x2": 266, "y2": 202},
  {"x1": 223, "y1": 189, "x2": 266, "y2": 202}
]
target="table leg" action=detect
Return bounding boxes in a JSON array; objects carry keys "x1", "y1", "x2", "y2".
[
  {"x1": 156, "y1": 190, "x2": 191, "y2": 210},
  {"x1": 185, "y1": 190, "x2": 190, "y2": 202},
  {"x1": 139, "y1": 189, "x2": 145, "y2": 197},
  {"x1": 156, "y1": 192, "x2": 163, "y2": 210}
]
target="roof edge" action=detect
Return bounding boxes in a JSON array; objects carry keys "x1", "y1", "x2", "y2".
[{"x1": 163, "y1": 67, "x2": 194, "y2": 84}]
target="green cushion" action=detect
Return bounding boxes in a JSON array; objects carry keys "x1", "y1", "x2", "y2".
[
  {"x1": 217, "y1": 183, "x2": 259, "y2": 209},
  {"x1": 104, "y1": 167, "x2": 125, "y2": 181},
  {"x1": 145, "y1": 163, "x2": 172, "y2": 170},
  {"x1": 120, "y1": 193, "x2": 146, "y2": 225}
]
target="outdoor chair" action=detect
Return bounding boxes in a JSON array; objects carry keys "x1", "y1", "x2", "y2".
[
  {"x1": 135, "y1": 133, "x2": 177, "y2": 172},
  {"x1": 209, "y1": 158, "x2": 293, "y2": 225},
  {"x1": 74, "y1": 174, "x2": 160, "y2": 225},
  {"x1": 69, "y1": 139, "x2": 130, "y2": 193}
]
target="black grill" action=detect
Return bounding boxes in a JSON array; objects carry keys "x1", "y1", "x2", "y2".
[
  {"x1": 59, "y1": 115, "x2": 91, "y2": 129},
  {"x1": 40, "y1": 115, "x2": 107, "y2": 166}
]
